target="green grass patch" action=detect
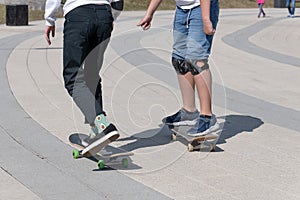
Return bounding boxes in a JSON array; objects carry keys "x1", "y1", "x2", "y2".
[
  {"x1": 124, "y1": 0, "x2": 274, "y2": 10},
  {"x1": 124, "y1": 0, "x2": 175, "y2": 10},
  {"x1": 0, "y1": 4, "x2": 5, "y2": 24}
]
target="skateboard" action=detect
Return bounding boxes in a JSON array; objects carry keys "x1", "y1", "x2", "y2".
[
  {"x1": 169, "y1": 125, "x2": 220, "y2": 152},
  {"x1": 69, "y1": 133, "x2": 134, "y2": 170}
]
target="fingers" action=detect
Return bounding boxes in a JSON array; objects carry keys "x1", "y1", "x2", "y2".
[
  {"x1": 203, "y1": 20, "x2": 215, "y2": 35},
  {"x1": 45, "y1": 28, "x2": 51, "y2": 45},
  {"x1": 205, "y1": 28, "x2": 215, "y2": 35},
  {"x1": 142, "y1": 23, "x2": 151, "y2": 30},
  {"x1": 137, "y1": 16, "x2": 152, "y2": 30},
  {"x1": 137, "y1": 21, "x2": 151, "y2": 30},
  {"x1": 45, "y1": 26, "x2": 55, "y2": 45}
]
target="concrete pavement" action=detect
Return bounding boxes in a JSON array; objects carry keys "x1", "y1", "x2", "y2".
[{"x1": 0, "y1": 8, "x2": 300, "y2": 199}]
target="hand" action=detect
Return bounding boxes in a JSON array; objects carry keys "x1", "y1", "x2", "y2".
[
  {"x1": 137, "y1": 15, "x2": 153, "y2": 30},
  {"x1": 45, "y1": 25, "x2": 55, "y2": 45},
  {"x1": 203, "y1": 19, "x2": 215, "y2": 35}
]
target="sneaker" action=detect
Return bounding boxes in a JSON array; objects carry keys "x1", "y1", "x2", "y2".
[
  {"x1": 162, "y1": 109, "x2": 199, "y2": 126},
  {"x1": 187, "y1": 114, "x2": 219, "y2": 137},
  {"x1": 82, "y1": 114, "x2": 119, "y2": 146}
]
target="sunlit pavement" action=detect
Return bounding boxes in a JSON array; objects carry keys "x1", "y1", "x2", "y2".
[{"x1": 0, "y1": 9, "x2": 299, "y2": 200}]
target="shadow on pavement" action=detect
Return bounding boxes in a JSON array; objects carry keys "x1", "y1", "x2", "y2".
[
  {"x1": 117, "y1": 125, "x2": 172, "y2": 152},
  {"x1": 117, "y1": 114, "x2": 264, "y2": 153},
  {"x1": 217, "y1": 114, "x2": 264, "y2": 145}
]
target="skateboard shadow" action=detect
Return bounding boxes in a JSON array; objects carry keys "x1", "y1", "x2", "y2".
[
  {"x1": 117, "y1": 114, "x2": 264, "y2": 153},
  {"x1": 116, "y1": 125, "x2": 172, "y2": 152},
  {"x1": 217, "y1": 114, "x2": 264, "y2": 146}
]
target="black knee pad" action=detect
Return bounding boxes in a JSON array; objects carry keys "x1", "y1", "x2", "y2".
[
  {"x1": 186, "y1": 59, "x2": 209, "y2": 75},
  {"x1": 172, "y1": 57, "x2": 189, "y2": 75}
]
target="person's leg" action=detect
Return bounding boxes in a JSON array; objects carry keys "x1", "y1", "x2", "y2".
[
  {"x1": 258, "y1": 3, "x2": 262, "y2": 18},
  {"x1": 83, "y1": 6, "x2": 113, "y2": 120},
  {"x1": 173, "y1": 7, "x2": 196, "y2": 113},
  {"x1": 261, "y1": 3, "x2": 266, "y2": 17},
  {"x1": 291, "y1": 0, "x2": 295, "y2": 15},
  {"x1": 185, "y1": 1, "x2": 220, "y2": 136},
  {"x1": 194, "y1": 63, "x2": 212, "y2": 116},
  {"x1": 186, "y1": 5, "x2": 217, "y2": 116},
  {"x1": 178, "y1": 73, "x2": 196, "y2": 112},
  {"x1": 163, "y1": 7, "x2": 199, "y2": 126},
  {"x1": 286, "y1": 0, "x2": 292, "y2": 15},
  {"x1": 63, "y1": 5, "x2": 118, "y2": 141},
  {"x1": 63, "y1": 6, "x2": 105, "y2": 125}
]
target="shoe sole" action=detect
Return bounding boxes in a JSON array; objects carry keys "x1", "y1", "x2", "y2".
[
  {"x1": 82, "y1": 131, "x2": 120, "y2": 156},
  {"x1": 165, "y1": 119, "x2": 198, "y2": 126},
  {"x1": 187, "y1": 123, "x2": 220, "y2": 137}
]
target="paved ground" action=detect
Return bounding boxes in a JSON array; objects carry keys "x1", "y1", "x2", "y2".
[{"x1": 0, "y1": 8, "x2": 300, "y2": 200}]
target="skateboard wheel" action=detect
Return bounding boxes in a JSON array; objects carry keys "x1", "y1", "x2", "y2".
[
  {"x1": 171, "y1": 133, "x2": 177, "y2": 141},
  {"x1": 73, "y1": 149, "x2": 80, "y2": 159},
  {"x1": 122, "y1": 158, "x2": 128, "y2": 168},
  {"x1": 98, "y1": 160, "x2": 105, "y2": 170},
  {"x1": 187, "y1": 144, "x2": 194, "y2": 152},
  {"x1": 210, "y1": 144, "x2": 215, "y2": 152}
]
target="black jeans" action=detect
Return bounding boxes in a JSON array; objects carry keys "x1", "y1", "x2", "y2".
[{"x1": 63, "y1": 4, "x2": 113, "y2": 125}]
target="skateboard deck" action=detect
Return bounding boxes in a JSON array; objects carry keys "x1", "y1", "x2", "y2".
[
  {"x1": 169, "y1": 125, "x2": 220, "y2": 152},
  {"x1": 69, "y1": 133, "x2": 133, "y2": 170}
]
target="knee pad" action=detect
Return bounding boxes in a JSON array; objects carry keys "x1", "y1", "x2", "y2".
[
  {"x1": 186, "y1": 59, "x2": 209, "y2": 75},
  {"x1": 172, "y1": 57, "x2": 189, "y2": 75}
]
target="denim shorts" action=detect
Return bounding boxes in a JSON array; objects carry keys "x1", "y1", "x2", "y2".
[{"x1": 172, "y1": 0, "x2": 219, "y2": 61}]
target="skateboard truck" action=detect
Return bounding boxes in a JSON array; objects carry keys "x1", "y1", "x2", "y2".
[{"x1": 169, "y1": 125, "x2": 220, "y2": 152}]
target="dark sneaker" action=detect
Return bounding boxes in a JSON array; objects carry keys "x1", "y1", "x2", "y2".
[
  {"x1": 82, "y1": 114, "x2": 119, "y2": 147},
  {"x1": 162, "y1": 109, "x2": 199, "y2": 126},
  {"x1": 187, "y1": 114, "x2": 219, "y2": 137},
  {"x1": 82, "y1": 123, "x2": 119, "y2": 147}
]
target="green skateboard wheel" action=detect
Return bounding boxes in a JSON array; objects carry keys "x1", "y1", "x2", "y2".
[
  {"x1": 98, "y1": 160, "x2": 105, "y2": 170},
  {"x1": 73, "y1": 149, "x2": 80, "y2": 159},
  {"x1": 122, "y1": 158, "x2": 128, "y2": 168}
]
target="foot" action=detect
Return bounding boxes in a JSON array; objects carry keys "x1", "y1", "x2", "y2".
[
  {"x1": 83, "y1": 114, "x2": 119, "y2": 146},
  {"x1": 162, "y1": 108, "x2": 199, "y2": 126},
  {"x1": 187, "y1": 114, "x2": 219, "y2": 137}
]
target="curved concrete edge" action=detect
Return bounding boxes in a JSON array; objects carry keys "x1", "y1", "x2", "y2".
[
  {"x1": 2, "y1": 9, "x2": 300, "y2": 200},
  {"x1": 0, "y1": 30, "x2": 171, "y2": 199},
  {"x1": 0, "y1": 167, "x2": 41, "y2": 200}
]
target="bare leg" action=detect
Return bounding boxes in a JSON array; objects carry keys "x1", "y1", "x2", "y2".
[
  {"x1": 194, "y1": 61, "x2": 212, "y2": 116},
  {"x1": 177, "y1": 72, "x2": 197, "y2": 112}
]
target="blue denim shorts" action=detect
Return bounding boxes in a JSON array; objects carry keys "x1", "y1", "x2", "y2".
[{"x1": 172, "y1": 0, "x2": 219, "y2": 61}]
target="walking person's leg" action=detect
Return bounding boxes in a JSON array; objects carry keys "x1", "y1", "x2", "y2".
[
  {"x1": 259, "y1": 3, "x2": 266, "y2": 17},
  {"x1": 291, "y1": 0, "x2": 296, "y2": 16},
  {"x1": 261, "y1": 3, "x2": 266, "y2": 17},
  {"x1": 258, "y1": 3, "x2": 262, "y2": 18},
  {"x1": 286, "y1": 0, "x2": 292, "y2": 16}
]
